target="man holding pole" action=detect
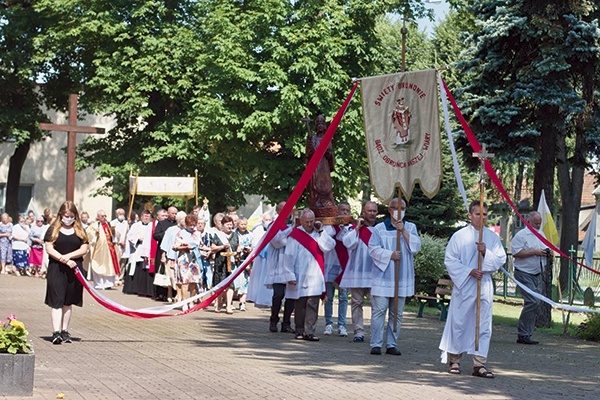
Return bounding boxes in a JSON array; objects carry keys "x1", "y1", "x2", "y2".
[
  {"x1": 368, "y1": 198, "x2": 421, "y2": 355},
  {"x1": 439, "y1": 201, "x2": 506, "y2": 378}
]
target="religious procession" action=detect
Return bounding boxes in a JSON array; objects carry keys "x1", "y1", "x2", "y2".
[{"x1": 1, "y1": 1, "x2": 600, "y2": 399}]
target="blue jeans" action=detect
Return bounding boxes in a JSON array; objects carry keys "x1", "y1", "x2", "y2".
[
  {"x1": 370, "y1": 295, "x2": 405, "y2": 349},
  {"x1": 200, "y1": 258, "x2": 213, "y2": 290},
  {"x1": 324, "y1": 282, "x2": 348, "y2": 327}
]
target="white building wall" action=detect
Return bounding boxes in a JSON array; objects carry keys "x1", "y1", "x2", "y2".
[{"x1": 0, "y1": 108, "x2": 116, "y2": 219}]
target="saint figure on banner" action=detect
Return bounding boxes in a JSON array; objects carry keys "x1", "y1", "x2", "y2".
[
  {"x1": 391, "y1": 97, "x2": 411, "y2": 145},
  {"x1": 306, "y1": 113, "x2": 337, "y2": 218}
]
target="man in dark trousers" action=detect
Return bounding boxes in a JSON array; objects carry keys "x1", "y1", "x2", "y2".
[{"x1": 152, "y1": 206, "x2": 178, "y2": 301}]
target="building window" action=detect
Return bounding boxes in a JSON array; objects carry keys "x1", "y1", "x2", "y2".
[{"x1": 0, "y1": 184, "x2": 34, "y2": 215}]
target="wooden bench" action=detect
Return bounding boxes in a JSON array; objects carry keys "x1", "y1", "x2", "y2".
[{"x1": 414, "y1": 278, "x2": 453, "y2": 321}]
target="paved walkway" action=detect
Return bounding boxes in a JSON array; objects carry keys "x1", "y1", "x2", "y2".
[{"x1": 1, "y1": 273, "x2": 599, "y2": 400}]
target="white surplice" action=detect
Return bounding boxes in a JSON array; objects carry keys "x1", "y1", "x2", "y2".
[
  {"x1": 283, "y1": 227, "x2": 335, "y2": 299},
  {"x1": 264, "y1": 226, "x2": 295, "y2": 288},
  {"x1": 439, "y1": 224, "x2": 507, "y2": 363},
  {"x1": 368, "y1": 219, "x2": 421, "y2": 298},
  {"x1": 340, "y1": 226, "x2": 374, "y2": 289}
]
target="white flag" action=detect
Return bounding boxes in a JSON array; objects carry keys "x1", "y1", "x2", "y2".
[
  {"x1": 537, "y1": 190, "x2": 559, "y2": 246},
  {"x1": 361, "y1": 69, "x2": 442, "y2": 202},
  {"x1": 582, "y1": 204, "x2": 598, "y2": 267},
  {"x1": 246, "y1": 202, "x2": 263, "y2": 231}
]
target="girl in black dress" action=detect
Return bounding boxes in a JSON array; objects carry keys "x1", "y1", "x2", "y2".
[{"x1": 44, "y1": 201, "x2": 89, "y2": 345}]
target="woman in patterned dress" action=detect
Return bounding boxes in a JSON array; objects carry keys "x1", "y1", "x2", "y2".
[{"x1": 172, "y1": 214, "x2": 202, "y2": 311}]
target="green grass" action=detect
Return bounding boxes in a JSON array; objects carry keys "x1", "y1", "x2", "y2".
[{"x1": 406, "y1": 297, "x2": 587, "y2": 337}]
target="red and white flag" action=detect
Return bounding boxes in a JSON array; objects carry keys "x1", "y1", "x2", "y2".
[{"x1": 361, "y1": 69, "x2": 442, "y2": 202}]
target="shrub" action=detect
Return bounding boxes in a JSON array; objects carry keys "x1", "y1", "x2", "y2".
[
  {"x1": 414, "y1": 233, "x2": 448, "y2": 295},
  {"x1": 577, "y1": 312, "x2": 600, "y2": 342},
  {"x1": 0, "y1": 314, "x2": 33, "y2": 354}
]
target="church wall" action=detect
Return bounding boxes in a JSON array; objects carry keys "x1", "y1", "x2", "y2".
[{"x1": 0, "y1": 108, "x2": 117, "y2": 220}]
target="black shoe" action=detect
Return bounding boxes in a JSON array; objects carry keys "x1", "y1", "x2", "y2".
[
  {"x1": 61, "y1": 330, "x2": 72, "y2": 343},
  {"x1": 303, "y1": 334, "x2": 320, "y2": 342},
  {"x1": 52, "y1": 331, "x2": 63, "y2": 345},
  {"x1": 370, "y1": 346, "x2": 382, "y2": 355},
  {"x1": 281, "y1": 324, "x2": 295, "y2": 333},
  {"x1": 516, "y1": 336, "x2": 539, "y2": 345},
  {"x1": 386, "y1": 347, "x2": 402, "y2": 356},
  {"x1": 269, "y1": 321, "x2": 278, "y2": 333}
]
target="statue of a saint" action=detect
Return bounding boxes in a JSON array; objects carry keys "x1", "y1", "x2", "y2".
[{"x1": 306, "y1": 114, "x2": 338, "y2": 218}]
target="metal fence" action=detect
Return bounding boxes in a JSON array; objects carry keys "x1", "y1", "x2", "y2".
[{"x1": 494, "y1": 253, "x2": 600, "y2": 306}]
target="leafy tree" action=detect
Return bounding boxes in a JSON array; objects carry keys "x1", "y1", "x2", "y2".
[
  {"x1": 454, "y1": 0, "x2": 600, "y2": 287},
  {"x1": 0, "y1": 1, "x2": 48, "y2": 219},
  {"x1": 35, "y1": 0, "x2": 396, "y2": 213}
]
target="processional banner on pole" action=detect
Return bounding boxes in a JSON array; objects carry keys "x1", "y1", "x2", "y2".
[
  {"x1": 129, "y1": 176, "x2": 196, "y2": 197},
  {"x1": 361, "y1": 69, "x2": 442, "y2": 202}
]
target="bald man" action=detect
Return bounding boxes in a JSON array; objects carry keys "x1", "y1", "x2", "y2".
[{"x1": 511, "y1": 211, "x2": 548, "y2": 345}]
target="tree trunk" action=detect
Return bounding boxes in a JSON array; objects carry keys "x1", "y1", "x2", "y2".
[
  {"x1": 556, "y1": 135, "x2": 585, "y2": 293},
  {"x1": 533, "y1": 105, "x2": 557, "y2": 212},
  {"x1": 5, "y1": 140, "x2": 31, "y2": 221}
]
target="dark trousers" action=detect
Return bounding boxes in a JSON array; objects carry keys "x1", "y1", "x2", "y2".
[
  {"x1": 294, "y1": 295, "x2": 320, "y2": 336},
  {"x1": 270, "y1": 283, "x2": 294, "y2": 327}
]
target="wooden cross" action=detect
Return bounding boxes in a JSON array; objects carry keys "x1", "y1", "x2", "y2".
[
  {"x1": 471, "y1": 143, "x2": 494, "y2": 351},
  {"x1": 473, "y1": 143, "x2": 495, "y2": 182},
  {"x1": 39, "y1": 94, "x2": 105, "y2": 201},
  {"x1": 222, "y1": 251, "x2": 238, "y2": 273},
  {"x1": 300, "y1": 113, "x2": 313, "y2": 135}
]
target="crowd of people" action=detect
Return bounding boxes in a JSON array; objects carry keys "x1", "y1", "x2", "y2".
[
  {"x1": 6, "y1": 196, "x2": 547, "y2": 380},
  {"x1": 1, "y1": 209, "x2": 58, "y2": 277}
]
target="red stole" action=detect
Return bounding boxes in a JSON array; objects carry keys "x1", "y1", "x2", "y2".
[
  {"x1": 289, "y1": 228, "x2": 325, "y2": 275},
  {"x1": 357, "y1": 225, "x2": 373, "y2": 247},
  {"x1": 333, "y1": 226, "x2": 350, "y2": 284},
  {"x1": 149, "y1": 220, "x2": 158, "y2": 273},
  {"x1": 101, "y1": 222, "x2": 121, "y2": 275}
]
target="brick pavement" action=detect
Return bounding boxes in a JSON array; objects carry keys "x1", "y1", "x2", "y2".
[{"x1": 1, "y1": 273, "x2": 599, "y2": 400}]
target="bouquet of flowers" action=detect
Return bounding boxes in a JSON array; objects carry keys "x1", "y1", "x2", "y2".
[{"x1": 0, "y1": 314, "x2": 33, "y2": 354}]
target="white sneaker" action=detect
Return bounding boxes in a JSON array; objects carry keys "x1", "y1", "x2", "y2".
[
  {"x1": 239, "y1": 303, "x2": 246, "y2": 311},
  {"x1": 338, "y1": 326, "x2": 348, "y2": 337},
  {"x1": 323, "y1": 324, "x2": 333, "y2": 335}
]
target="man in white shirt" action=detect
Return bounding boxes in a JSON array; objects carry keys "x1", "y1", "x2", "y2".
[{"x1": 511, "y1": 211, "x2": 548, "y2": 345}]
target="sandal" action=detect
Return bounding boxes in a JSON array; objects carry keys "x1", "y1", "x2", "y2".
[
  {"x1": 448, "y1": 363, "x2": 460, "y2": 374},
  {"x1": 295, "y1": 333, "x2": 304, "y2": 340},
  {"x1": 472, "y1": 366, "x2": 495, "y2": 379}
]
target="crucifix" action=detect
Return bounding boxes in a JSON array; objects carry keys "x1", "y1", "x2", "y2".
[
  {"x1": 472, "y1": 143, "x2": 494, "y2": 351},
  {"x1": 300, "y1": 113, "x2": 313, "y2": 134},
  {"x1": 39, "y1": 94, "x2": 105, "y2": 202}
]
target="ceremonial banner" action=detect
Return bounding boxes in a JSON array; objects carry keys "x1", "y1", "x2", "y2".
[
  {"x1": 537, "y1": 190, "x2": 559, "y2": 246},
  {"x1": 129, "y1": 176, "x2": 195, "y2": 197},
  {"x1": 361, "y1": 69, "x2": 441, "y2": 202}
]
